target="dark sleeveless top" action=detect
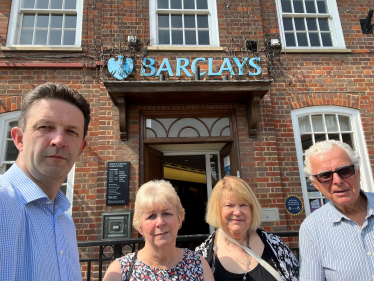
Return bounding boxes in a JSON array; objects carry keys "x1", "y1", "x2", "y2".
[{"x1": 213, "y1": 241, "x2": 278, "y2": 281}]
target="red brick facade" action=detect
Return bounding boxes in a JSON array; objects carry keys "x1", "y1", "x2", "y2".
[{"x1": 1, "y1": 0, "x2": 374, "y2": 279}]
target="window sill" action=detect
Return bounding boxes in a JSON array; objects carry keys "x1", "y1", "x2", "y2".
[
  {"x1": 147, "y1": 46, "x2": 224, "y2": 52},
  {"x1": 281, "y1": 48, "x2": 351, "y2": 53},
  {"x1": 1, "y1": 46, "x2": 83, "y2": 52}
]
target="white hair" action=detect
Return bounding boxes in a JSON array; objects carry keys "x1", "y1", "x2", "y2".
[{"x1": 304, "y1": 140, "x2": 359, "y2": 180}]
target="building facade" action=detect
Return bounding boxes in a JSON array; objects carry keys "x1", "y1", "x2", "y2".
[{"x1": 1, "y1": 0, "x2": 374, "y2": 278}]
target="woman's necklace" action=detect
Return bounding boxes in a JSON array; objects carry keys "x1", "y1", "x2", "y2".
[{"x1": 221, "y1": 234, "x2": 251, "y2": 281}]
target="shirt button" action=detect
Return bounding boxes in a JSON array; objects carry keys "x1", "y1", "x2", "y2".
[
  {"x1": 60, "y1": 250, "x2": 63, "y2": 256},
  {"x1": 368, "y1": 252, "x2": 372, "y2": 256},
  {"x1": 46, "y1": 201, "x2": 52, "y2": 204}
]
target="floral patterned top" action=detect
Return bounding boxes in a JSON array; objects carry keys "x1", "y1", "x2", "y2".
[{"x1": 117, "y1": 248, "x2": 204, "y2": 281}]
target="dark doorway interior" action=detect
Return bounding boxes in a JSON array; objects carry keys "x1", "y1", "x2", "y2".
[{"x1": 164, "y1": 155, "x2": 210, "y2": 235}]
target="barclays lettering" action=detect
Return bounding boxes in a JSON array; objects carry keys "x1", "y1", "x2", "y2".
[{"x1": 108, "y1": 56, "x2": 262, "y2": 80}]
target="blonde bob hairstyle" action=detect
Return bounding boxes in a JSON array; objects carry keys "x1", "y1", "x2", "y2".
[
  {"x1": 132, "y1": 180, "x2": 185, "y2": 232},
  {"x1": 206, "y1": 176, "x2": 262, "y2": 230}
]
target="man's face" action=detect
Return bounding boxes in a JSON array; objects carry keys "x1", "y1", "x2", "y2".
[
  {"x1": 12, "y1": 99, "x2": 86, "y2": 185},
  {"x1": 309, "y1": 146, "x2": 361, "y2": 210}
]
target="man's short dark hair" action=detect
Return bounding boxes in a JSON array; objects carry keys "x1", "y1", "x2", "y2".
[{"x1": 19, "y1": 83, "x2": 91, "y2": 138}]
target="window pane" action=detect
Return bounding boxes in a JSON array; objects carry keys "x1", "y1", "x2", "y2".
[
  {"x1": 158, "y1": 15, "x2": 169, "y2": 28},
  {"x1": 5, "y1": 141, "x2": 18, "y2": 161},
  {"x1": 312, "y1": 115, "x2": 324, "y2": 132},
  {"x1": 7, "y1": 121, "x2": 18, "y2": 138},
  {"x1": 22, "y1": 0, "x2": 35, "y2": 8},
  {"x1": 60, "y1": 185, "x2": 67, "y2": 195},
  {"x1": 321, "y1": 33, "x2": 332, "y2": 46},
  {"x1": 65, "y1": 15, "x2": 77, "y2": 28},
  {"x1": 318, "y1": 19, "x2": 329, "y2": 31},
  {"x1": 36, "y1": 15, "x2": 49, "y2": 28},
  {"x1": 307, "y1": 18, "x2": 317, "y2": 30},
  {"x1": 64, "y1": 0, "x2": 76, "y2": 9},
  {"x1": 37, "y1": 0, "x2": 49, "y2": 9},
  {"x1": 301, "y1": 134, "x2": 313, "y2": 152},
  {"x1": 293, "y1": 0, "x2": 304, "y2": 13},
  {"x1": 171, "y1": 30, "x2": 183, "y2": 44},
  {"x1": 297, "y1": 33, "x2": 308, "y2": 46},
  {"x1": 328, "y1": 134, "x2": 340, "y2": 141},
  {"x1": 198, "y1": 30, "x2": 209, "y2": 45},
  {"x1": 342, "y1": 133, "x2": 353, "y2": 148},
  {"x1": 305, "y1": 0, "x2": 316, "y2": 13},
  {"x1": 314, "y1": 134, "x2": 326, "y2": 142},
  {"x1": 20, "y1": 30, "x2": 34, "y2": 44},
  {"x1": 285, "y1": 33, "x2": 296, "y2": 46},
  {"x1": 210, "y1": 154, "x2": 219, "y2": 187},
  {"x1": 51, "y1": 0, "x2": 63, "y2": 9},
  {"x1": 158, "y1": 0, "x2": 168, "y2": 9},
  {"x1": 309, "y1": 33, "x2": 320, "y2": 46},
  {"x1": 23, "y1": 15, "x2": 36, "y2": 28},
  {"x1": 338, "y1": 115, "x2": 351, "y2": 131},
  {"x1": 281, "y1": 0, "x2": 292, "y2": 12},
  {"x1": 197, "y1": 0, "x2": 208, "y2": 9},
  {"x1": 63, "y1": 30, "x2": 75, "y2": 45},
  {"x1": 185, "y1": 30, "x2": 196, "y2": 44},
  {"x1": 299, "y1": 116, "x2": 311, "y2": 133},
  {"x1": 49, "y1": 30, "x2": 62, "y2": 44},
  {"x1": 184, "y1": 0, "x2": 194, "y2": 9},
  {"x1": 317, "y1": 0, "x2": 327, "y2": 13},
  {"x1": 306, "y1": 179, "x2": 318, "y2": 192},
  {"x1": 197, "y1": 15, "x2": 208, "y2": 28},
  {"x1": 171, "y1": 15, "x2": 182, "y2": 28},
  {"x1": 159, "y1": 30, "x2": 170, "y2": 44},
  {"x1": 185, "y1": 15, "x2": 195, "y2": 28},
  {"x1": 51, "y1": 15, "x2": 63, "y2": 28},
  {"x1": 294, "y1": 18, "x2": 305, "y2": 30},
  {"x1": 35, "y1": 30, "x2": 48, "y2": 44},
  {"x1": 325, "y1": 114, "x2": 338, "y2": 131},
  {"x1": 283, "y1": 18, "x2": 293, "y2": 31},
  {"x1": 170, "y1": 0, "x2": 182, "y2": 9}
]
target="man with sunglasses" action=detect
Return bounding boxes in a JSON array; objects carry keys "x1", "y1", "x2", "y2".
[{"x1": 299, "y1": 140, "x2": 374, "y2": 281}]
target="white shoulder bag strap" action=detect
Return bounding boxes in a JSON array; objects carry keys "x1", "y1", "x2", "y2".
[{"x1": 220, "y1": 229, "x2": 284, "y2": 281}]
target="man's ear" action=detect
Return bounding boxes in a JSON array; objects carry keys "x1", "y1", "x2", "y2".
[
  {"x1": 78, "y1": 140, "x2": 87, "y2": 157},
  {"x1": 11, "y1": 127, "x2": 24, "y2": 152}
]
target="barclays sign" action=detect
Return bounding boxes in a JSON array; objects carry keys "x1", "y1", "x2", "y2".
[{"x1": 108, "y1": 56, "x2": 262, "y2": 80}]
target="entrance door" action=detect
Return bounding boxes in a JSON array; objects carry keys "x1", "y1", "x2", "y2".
[
  {"x1": 144, "y1": 145, "x2": 164, "y2": 182},
  {"x1": 220, "y1": 142, "x2": 239, "y2": 177}
]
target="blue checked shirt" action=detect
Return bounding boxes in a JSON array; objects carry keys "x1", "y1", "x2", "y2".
[
  {"x1": 300, "y1": 191, "x2": 374, "y2": 281},
  {"x1": 0, "y1": 164, "x2": 82, "y2": 281}
]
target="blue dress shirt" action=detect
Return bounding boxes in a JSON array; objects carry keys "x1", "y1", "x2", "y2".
[
  {"x1": 300, "y1": 191, "x2": 374, "y2": 281},
  {"x1": 0, "y1": 164, "x2": 82, "y2": 281}
]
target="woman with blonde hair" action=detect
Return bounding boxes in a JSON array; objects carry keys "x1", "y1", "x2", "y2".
[
  {"x1": 196, "y1": 176, "x2": 299, "y2": 281},
  {"x1": 104, "y1": 180, "x2": 214, "y2": 281}
]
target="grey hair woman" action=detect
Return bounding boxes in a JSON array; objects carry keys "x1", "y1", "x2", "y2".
[{"x1": 104, "y1": 180, "x2": 214, "y2": 281}]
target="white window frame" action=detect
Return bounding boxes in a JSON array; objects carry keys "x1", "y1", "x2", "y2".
[
  {"x1": 149, "y1": 0, "x2": 220, "y2": 47},
  {"x1": 0, "y1": 111, "x2": 75, "y2": 214},
  {"x1": 275, "y1": 0, "x2": 346, "y2": 50},
  {"x1": 291, "y1": 106, "x2": 374, "y2": 216},
  {"x1": 6, "y1": 0, "x2": 83, "y2": 47}
]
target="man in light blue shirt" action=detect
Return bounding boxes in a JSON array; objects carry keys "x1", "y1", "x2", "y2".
[
  {"x1": 0, "y1": 83, "x2": 90, "y2": 281},
  {"x1": 300, "y1": 140, "x2": 374, "y2": 281}
]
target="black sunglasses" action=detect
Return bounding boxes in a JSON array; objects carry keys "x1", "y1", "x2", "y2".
[{"x1": 313, "y1": 165, "x2": 355, "y2": 183}]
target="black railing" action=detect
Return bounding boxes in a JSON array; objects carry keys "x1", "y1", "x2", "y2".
[{"x1": 78, "y1": 232, "x2": 299, "y2": 281}]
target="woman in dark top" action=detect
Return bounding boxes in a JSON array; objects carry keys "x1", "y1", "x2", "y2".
[{"x1": 195, "y1": 176, "x2": 299, "y2": 281}]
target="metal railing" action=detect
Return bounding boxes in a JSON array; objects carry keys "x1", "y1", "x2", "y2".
[{"x1": 78, "y1": 232, "x2": 299, "y2": 281}]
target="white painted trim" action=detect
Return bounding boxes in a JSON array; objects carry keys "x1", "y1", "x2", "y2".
[
  {"x1": 291, "y1": 106, "x2": 374, "y2": 216},
  {"x1": 149, "y1": 0, "x2": 220, "y2": 47},
  {"x1": 65, "y1": 165, "x2": 75, "y2": 215},
  {"x1": 275, "y1": 0, "x2": 346, "y2": 50},
  {"x1": 6, "y1": 0, "x2": 84, "y2": 47}
]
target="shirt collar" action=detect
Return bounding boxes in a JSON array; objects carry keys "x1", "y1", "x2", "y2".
[
  {"x1": 4, "y1": 164, "x2": 70, "y2": 212},
  {"x1": 329, "y1": 190, "x2": 372, "y2": 223}
]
